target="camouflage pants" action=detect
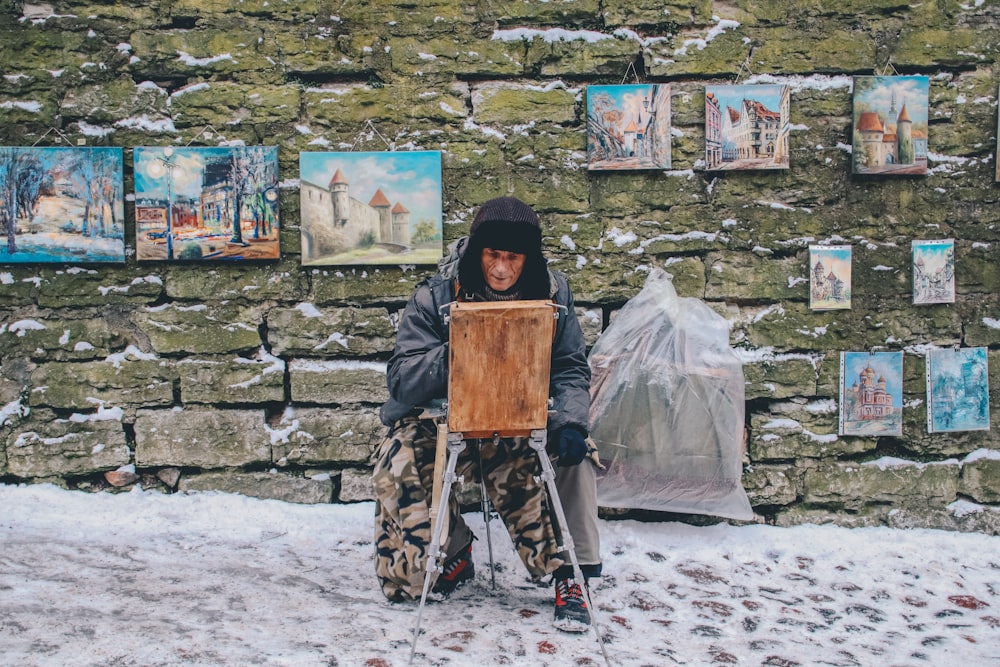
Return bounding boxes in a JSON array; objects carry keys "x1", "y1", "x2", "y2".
[{"x1": 372, "y1": 417, "x2": 566, "y2": 601}]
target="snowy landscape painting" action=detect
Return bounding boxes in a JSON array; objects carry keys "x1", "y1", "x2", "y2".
[
  {"x1": 586, "y1": 84, "x2": 671, "y2": 171},
  {"x1": 852, "y1": 76, "x2": 929, "y2": 175},
  {"x1": 912, "y1": 239, "x2": 955, "y2": 305},
  {"x1": 927, "y1": 347, "x2": 990, "y2": 433},
  {"x1": 704, "y1": 84, "x2": 790, "y2": 171},
  {"x1": 839, "y1": 351, "x2": 904, "y2": 437},
  {"x1": 134, "y1": 146, "x2": 280, "y2": 262},
  {"x1": 809, "y1": 245, "x2": 852, "y2": 310},
  {"x1": 299, "y1": 151, "x2": 442, "y2": 266},
  {"x1": 0, "y1": 147, "x2": 125, "y2": 263}
]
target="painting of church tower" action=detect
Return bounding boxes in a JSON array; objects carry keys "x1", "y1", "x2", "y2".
[
  {"x1": 809, "y1": 245, "x2": 852, "y2": 310},
  {"x1": 299, "y1": 151, "x2": 441, "y2": 266},
  {"x1": 852, "y1": 76, "x2": 928, "y2": 175},
  {"x1": 839, "y1": 351, "x2": 903, "y2": 436}
]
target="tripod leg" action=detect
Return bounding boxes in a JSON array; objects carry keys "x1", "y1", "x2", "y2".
[
  {"x1": 409, "y1": 434, "x2": 466, "y2": 666},
  {"x1": 527, "y1": 429, "x2": 611, "y2": 667},
  {"x1": 479, "y1": 437, "x2": 499, "y2": 591}
]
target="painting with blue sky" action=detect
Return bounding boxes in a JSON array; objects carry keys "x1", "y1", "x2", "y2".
[
  {"x1": 299, "y1": 151, "x2": 442, "y2": 265},
  {"x1": 839, "y1": 351, "x2": 904, "y2": 437},
  {"x1": 809, "y1": 245, "x2": 852, "y2": 310},
  {"x1": 912, "y1": 239, "x2": 955, "y2": 305},
  {"x1": 705, "y1": 84, "x2": 789, "y2": 171},
  {"x1": 852, "y1": 75, "x2": 929, "y2": 175},
  {"x1": 587, "y1": 84, "x2": 671, "y2": 171}
]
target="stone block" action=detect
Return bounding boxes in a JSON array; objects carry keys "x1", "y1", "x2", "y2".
[
  {"x1": 742, "y1": 465, "x2": 799, "y2": 507},
  {"x1": 0, "y1": 311, "x2": 128, "y2": 362},
  {"x1": 309, "y1": 267, "x2": 426, "y2": 306},
  {"x1": 60, "y1": 77, "x2": 169, "y2": 124},
  {"x1": 178, "y1": 471, "x2": 333, "y2": 505},
  {"x1": 389, "y1": 36, "x2": 524, "y2": 78},
  {"x1": 472, "y1": 82, "x2": 577, "y2": 127},
  {"x1": 266, "y1": 305, "x2": 395, "y2": 357},
  {"x1": 959, "y1": 450, "x2": 1000, "y2": 504},
  {"x1": 134, "y1": 408, "x2": 271, "y2": 468},
  {"x1": 288, "y1": 360, "x2": 388, "y2": 405},
  {"x1": 0, "y1": 269, "x2": 41, "y2": 307},
  {"x1": 705, "y1": 251, "x2": 808, "y2": 302},
  {"x1": 270, "y1": 406, "x2": 383, "y2": 466},
  {"x1": 29, "y1": 356, "x2": 176, "y2": 410},
  {"x1": 132, "y1": 303, "x2": 264, "y2": 355},
  {"x1": 338, "y1": 468, "x2": 376, "y2": 502},
  {"x1": 603, "y1": 0, "x2": 712, "y2": 27},
  {"x1": 749, "y1": 400, "x2": 873, "y2": 461},
  {"x1": 5, "y1": 408, "x2": 129, "y2": 478},
  {"x1": 741, "y1": 355, "x2": 818, "y2": 401},
  {"x1": 37, "y1": 268, "x2": 164, "y2": 307},
  {"x1": 803, "y1": 460, "x2": 960, "y2": 511},
  {"x1": 179, "y1": 353, "x2": 286, "y2": 405}
]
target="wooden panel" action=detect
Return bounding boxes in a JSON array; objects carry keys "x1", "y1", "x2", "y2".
[{"x1": 448, "y1": 300, "x2": 555, "y2": 437}]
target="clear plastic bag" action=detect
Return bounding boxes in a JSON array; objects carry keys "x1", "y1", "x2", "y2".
[{"x1": 588, "y1": 269, "x2": 754, "y2": 521}]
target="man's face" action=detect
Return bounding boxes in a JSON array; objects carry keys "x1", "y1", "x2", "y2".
[{"x1": 480, "y1": 247, "x2": 526, "y2": 292}]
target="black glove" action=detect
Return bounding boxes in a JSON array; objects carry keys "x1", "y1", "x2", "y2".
[{"x1": 553, "y1": 425, "x2": 588, "y2": 467}]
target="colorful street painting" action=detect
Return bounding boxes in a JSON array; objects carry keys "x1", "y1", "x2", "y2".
[
  {"x1": 705, "y1": 84, "x2": 790, "y2": 171},
  {"x1": 0, "y1": 147, "x2": 125, "y2": 263},
  {"x1": 809, "y1": 245, "x2": 852, "y2": 310},
  {"x1": 912, "y1": 239, "x2": 955, "y2": 305},
  {"x1": 926, "y1": 347, "x2": 990, "y2": 433},
  {"x1": 852, "y1": 75, "x2": 929, "y2": 175},
  {"x1": 586, "y1": 84, "x2": 671, "y2": 171},
  {"x1": 134, "y1": 146, "x2": 280, "y2": 262},
  {"x1": 299, "y1": 151, "x2": 442, "y2": 266},
  {"x1": 839, "y1": 351, "x2": 904, "y2": 437}
]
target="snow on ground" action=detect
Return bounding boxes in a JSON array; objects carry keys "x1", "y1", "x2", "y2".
[{"x1": 2, "y1": 483, "x2": 999, "y2": 666}]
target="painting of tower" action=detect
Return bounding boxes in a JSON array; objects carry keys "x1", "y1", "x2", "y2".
[
  {"x1": 587, "y1": 84, "x2": 671, "y2": 171},
  {"x1": 912, "y1": 239, "x2": 955, "y2": 305},
  {"x1": 704, "y1": 84, "x2": 790, "y2": 171},
  {"x1": 299, "y1": 151, "x2": 441, "y2": 266},
  {"x1": 839, "y1": 351, "x2": 904, "y2": 436},
  {"x1": 809, "y1": 245, "x2": 852, "y2": 310},
  {"x1": 852, "y1": 76, "x2": 929, "y2": 175}
]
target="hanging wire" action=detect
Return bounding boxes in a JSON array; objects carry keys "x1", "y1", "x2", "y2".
[
  {"x1": 734, "y1": 56, "x2": 753, "y2": 84},
  {"x1": 350, "y1": 119, "x2": 395, "y2": 151},
  {"x1": 620, "y1": 60, "x2": 640, "y2": 85},
  {"x1": 31, "y1": 127, "x2": 77, "y2": 147}
]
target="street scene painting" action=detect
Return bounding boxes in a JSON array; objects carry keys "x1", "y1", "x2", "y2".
[
  {"x1": 586, "y1": 83, "x2": 671, "y2": 171},
  {"x1": 926, "y1": 347, "x2": 990, "y2": 433},
  {"x1": 0, "y1": 147, "x2": 125, "y2": 263},
  {"x1": 705, "y1": 84, "x2": 790, "y2": 171},
  {"x1": 912, "y1": 239, "x2": 955, "y2": 305},
  {"x1": 839, "y1": 351, "x2": 904, "y2": 437},
  {"x1": 299, "y1": 151, "x2": 442, "y2": 266},
  {"x1": 134, "y1": 146, "x2": 280, "y2": 262},
  {"x1": 852, "y1": 75, "x2": 929, "y2": 175},
  {"x1": 809, "y1": 245, "x2": 852, "y2": 310}
]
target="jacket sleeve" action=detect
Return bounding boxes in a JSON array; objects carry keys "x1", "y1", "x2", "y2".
[
  {"x1": 385, "y1": 282, "x2": 450, "y2": 410},
  {"x1": 547, "y1": 275, "x2": 592, "y2": 434}
]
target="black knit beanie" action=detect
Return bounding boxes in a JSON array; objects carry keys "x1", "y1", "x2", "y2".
[{"x1": 458, "y1": 196, "x2": 549, "y2": 300}]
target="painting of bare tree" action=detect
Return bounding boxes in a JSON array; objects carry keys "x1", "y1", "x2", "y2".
[
  {"x1": 587, "y1": 84, "x2": 671, "y2": 171},
  {"x1": 0, "y1": 147, "x2": 125, "y2": 263}
]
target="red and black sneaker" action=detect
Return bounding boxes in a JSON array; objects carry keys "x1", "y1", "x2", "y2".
[
  {"x1": 432, "y1": 542, "x2": 474, "y2": 596},
  {"x1": 553, "y1": 578, "x2": 591, "y2": 632}
]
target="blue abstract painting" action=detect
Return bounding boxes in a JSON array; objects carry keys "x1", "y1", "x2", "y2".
[{"x1": 926, "y1": 347, "x2": 990, "y2": 433}]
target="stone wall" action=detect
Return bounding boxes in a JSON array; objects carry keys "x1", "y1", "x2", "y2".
[{"x1": 1, "y1": 0, "x2": 999, "y2": 533}]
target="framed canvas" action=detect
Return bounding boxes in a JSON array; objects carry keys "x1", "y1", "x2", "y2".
[
  {"x1": 0, "y1": 146, "x2": 125, "y2": 263},
  {"x1": 299, "y1": 151, "x2": 442, "y2": 266},
  {"x1": 912, "y1": 239, "x2": 955, "y2": 305},
  {"x1": 809, "y1": 245, "x2": 852, "y2": 310},
  {"x1": 839, "y1": 351, "x2": 904, "y2": 437},
  {"x1": 926, "y1": 347, "x2": 990, "y2": 433},
  {"x1": 705, "y1": 84, "x2": 790, "y2": 171},
  {"x1": 851, "y1": 75, "x2": 929, "y2": 175},
  {"x1": 586, "y1": 84, "x2": 671, "y2": 171},
  {"x1": 133, "y1": 146, "x2": 280, "y2": 262}
]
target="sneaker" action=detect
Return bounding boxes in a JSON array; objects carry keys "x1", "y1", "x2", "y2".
[
  {"x1": 432, "y1": 542, "x2": 474, "y2": 596},
  {"x1": 553, "y1": 578, "x2": 591, "y2": 632}
]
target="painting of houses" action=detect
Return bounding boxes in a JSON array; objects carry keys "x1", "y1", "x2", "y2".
[
  {"x1": 839, "y1": 351, "x2": 904, "y2": 436},
  {"x1": 809, "y1": 245, "x2": 852, "y2": 310},
  {"x1": 705, "y1": 84, "x2": 790, "y2": 171},
  {"x1": 852, "y1": 76, "x2": 929, "y2": 175},
  {"x1": 586, "y1": 84, "x2": 671, "y2": 171},
  {"x1": 299, "y1": 151, "x2": 442, "y2": 266},
  {"x1": 912, "y1": 239, "x2": 955, "y2": 305},
  {"x1": 926, "y1": 347, "x2": 990, "y2": 433},
  {"x1": 134, "y1": 146, "x2": 280, "y2": 262},
  {"x1": 0, "y1": 147, "x2": 125, "y2": 263}
]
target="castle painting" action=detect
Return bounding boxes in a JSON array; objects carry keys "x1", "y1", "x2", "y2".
[
  {"x1": 299, "y1": 151, "x2": 442, "y2": 265},
  {"x1": 705, "y1": 84, "x2": 790, "y2": 171},
  {"x1": 586, "y1": 84, "x2": 671, "y2": 171},
  {"x1": 0, "y1": 147, "x2": 125, "y2": 263},
  {"x1": 839, "y1": 351, "x2": 904, "y2": 437},
  {"x1": 809, "y1": 245, "x2": 852, "y2": 310},
  {"x1": 912, "y1": 239, "x2": 955, "y2": 305},
  {"x1": 926, "y1": 347, "x2": 990, "y2": 433},
  {"x1": 852, "y1": 76, "x2": 929, "y2": 175}
]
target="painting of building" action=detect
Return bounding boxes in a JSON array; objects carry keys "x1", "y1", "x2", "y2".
[
  {"x1": 134, "y1": 146, "x2": 280, "y2": 262},
  {"x1": 0, "y1": 147, "x2": 125, "y2": 263},
  {"x1": 912, "y1": 239, "x2": 955, "y2": 305},
  {"x1": 704, "y1": 84, "x2": 790, "y2": 171},
  {"x1": 586, "y1": 84, "x2": 671, "y2": 171},
  {"x1": 299, "y1": 151, "x2": 442, "y2": 266},
  {"x1": 809, "y1": 245, "x2": 852, "y2": 310},
  {"x1": 852, "y1": 76, "x2": 929, "y2": 175},
  {"x1": 839, "y1": 351, "x2": 904, "y2": 436},
  {"x1": 926, "y1": 347, "x2": 990, "y2": 433}
]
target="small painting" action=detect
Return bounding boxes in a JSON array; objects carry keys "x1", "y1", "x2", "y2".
[
  {"x1": 705, "y1": 84, "x2": 790, "y2": 171},
  {"x1": 0, "y1": 147, "x2": 125, "y2": 263},
  {"x1": 586, "y1": 83, "x2": 671, "y2": 171},
  {"x1": 809, "y1": 245, "x2": 852, "y2": 310},
  {"x1": 134, "y1": 146, "x2": 280, "y2": 262},
  {"x1": 926, "y1": 347, "x2": 990, "y2": 433},
  {"x1": 852, "y1": 75, "x2": 929, "y2": 175},
  {"x1": 912, "y1": 239, "x2": 955, "y2": 305},
  {"x1": 299, "y1": 151, "x2": 442, "y2": 266},
  {"x1": 839, "y1": 351, "x2": 904, "y2": 437}
]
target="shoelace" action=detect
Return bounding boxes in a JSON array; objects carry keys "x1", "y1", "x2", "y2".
[{"x1": 557, "y1": 580, "x2": 585, "y2": 603}]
